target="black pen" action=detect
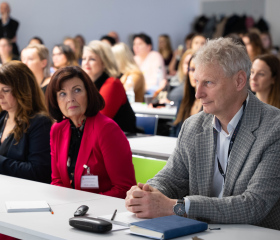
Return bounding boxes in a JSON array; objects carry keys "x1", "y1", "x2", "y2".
[{"x1": 111, "y1": 209, "x2": 117, "y2": 220}]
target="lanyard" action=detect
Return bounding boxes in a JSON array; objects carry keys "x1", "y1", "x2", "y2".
[{"x1": 214, "y1": 100, "x2": 246, "y2": 181}]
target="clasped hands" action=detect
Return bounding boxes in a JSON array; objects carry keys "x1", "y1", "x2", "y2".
[{"x1": 125, "y1": 182, "x2": 177, "y2": 218}]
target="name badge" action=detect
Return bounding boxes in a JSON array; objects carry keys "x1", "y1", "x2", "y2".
[{"x1": 81, "y1": 175, "x2": 99, "y2": 189}]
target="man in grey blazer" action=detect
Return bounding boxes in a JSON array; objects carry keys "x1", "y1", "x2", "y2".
[{"x1": 125, "y1": 38, "x2": 280, "y2": 230}]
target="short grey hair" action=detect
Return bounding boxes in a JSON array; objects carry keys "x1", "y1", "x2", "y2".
[{"x1": 193, "y1": 38, "x2": 251, "y2": 82}]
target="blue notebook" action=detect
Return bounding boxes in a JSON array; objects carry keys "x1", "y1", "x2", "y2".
[{"x1": 130, "y1": 215, "x2": 208, "y2": 239}]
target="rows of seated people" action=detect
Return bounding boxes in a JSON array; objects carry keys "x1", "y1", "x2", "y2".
[
  {"x1": 0, "y1": 29, "x2": 280, "y2": 197},
  {"x1": 1, "y1": 26, "x2": 280, "y2": 240}
]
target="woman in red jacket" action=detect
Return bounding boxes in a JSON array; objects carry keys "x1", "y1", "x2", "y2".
[
  {"x1": 82, "y1": 40, "x2": 136, "y2": 133},
  {"x1": 46, "y1": 66, "x2": 136, "y2": 198}
]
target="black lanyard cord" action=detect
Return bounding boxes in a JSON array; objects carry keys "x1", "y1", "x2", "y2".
[{"x1": 214, "y1": 100, "x2": 246, "y2": 181}]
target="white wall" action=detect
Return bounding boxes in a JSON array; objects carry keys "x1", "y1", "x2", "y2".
[
  {"x1": 264, "y1": 0, "x2": 280, "y2": 46},
  {"x1": 6, "y1": 0, "x2": 199, "y2": 53}
]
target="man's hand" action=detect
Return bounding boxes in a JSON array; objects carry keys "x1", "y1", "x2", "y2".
[{"x1": 125, "y1": 183, "x2": 176, "y2": 218}]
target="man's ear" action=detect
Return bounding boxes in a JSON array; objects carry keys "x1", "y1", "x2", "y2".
[{"x1": 235, "y1": 70, "x2": 247, "y2": 91}]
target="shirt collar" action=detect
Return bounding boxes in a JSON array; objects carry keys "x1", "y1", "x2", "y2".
[{"x1": 212, "y1": 94, "x2": 249, "y2": 134}]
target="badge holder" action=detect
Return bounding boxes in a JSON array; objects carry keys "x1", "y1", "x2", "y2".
[{"x1": 80, "y1": 165, "x2": 99, "y2": 189}]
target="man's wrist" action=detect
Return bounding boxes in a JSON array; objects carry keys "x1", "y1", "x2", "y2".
[{"x1": 173, "y1": 199, "x2": 187, "y2": 217}]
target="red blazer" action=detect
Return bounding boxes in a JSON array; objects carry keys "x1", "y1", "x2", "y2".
[{"x1": 50, "y1": 113, "x2": 136, "y2": 199}]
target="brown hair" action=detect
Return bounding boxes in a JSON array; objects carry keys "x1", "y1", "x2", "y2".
[
  {"x1": 158, "y1": 34, "x2": 173, "y2": 60},
  {"x1": 254, "y1": 54, "x2": 280, "y2": 108},
  {"x1": 244, "y1": 32, "x2": 267, "y2": 61},
  {"x1": 177, "y1": 49, "x2": 195, "y2": 83},
  {"x1": 173, "y1": 56, "x2": 196, "y2": 125},
  {"x1": 64, "y1": 37, "x2": 82, "y2": 60},
  {"x1": 46, "y1": 66, "x2": 105, "y2": 122},
  {"x1": 0, "y1": 61, "x2": 49, "y2": 143},
  {"x1": 53, "y1": 44, "x2": 78, "y2": 68}
]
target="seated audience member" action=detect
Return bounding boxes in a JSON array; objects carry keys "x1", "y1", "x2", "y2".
[
  {"x1": 168, "y1": 34, "x2": 205, "y2": 75},
  {"x1": 242, "y1": 32, "x2": 267, "y2": 62},
  {"x1": 100, "y1": 35, "x2": 116, "y2": 46},
  {"x1": 51, "y1": 44, "x2": 78, "y2": 74},
  {"x1": 133, "y1": 33, "x2": 166, "y2": 94},
  {"x1": 63, "y1": 37, "x2": 82, "y2": 65},
  {"x1": 158, "y1": 34, "x2": 173, "y2": 69},
  {"x1": 0, "y1": 61, "x2": 52, "y2": 183},
  {"x1": 75, "y1": 34, "x2": 86, "y2": 59},
  {"x1": 29, "y1": 36, "x2": 44, "y2": 45},
  {"x1": 112, "y1": 42, "x2": 145, "y2": 102},
  {"x1": 250, "y1": 54, "x2": 280, "y2": 108},
  {"x1": 0, "y1": 2, "x2": 19, "y2": 56},
  {"x1": 168, "y1": 49, "x2": 195, "y2": 105},
  {"x1": 0, "y1": 37, "x2": 18, "y2": 64},
  {"x1": 171, "y1": 55, "x2": 201, "y2": 137},
  {"x1": 125, "y1": 38, "x2": 280, "y2": 231},
  {"x1": 21, "y1": 44, "x2": 51, "y2": 93},
  {"x1": 46, "y1": 66, "x2": 136, "y2": 198},
  {"x1": 82, "y1": 40, "x2": 136, "y2": 133},
  {"x1": 108, "y1": 31, "x2": 120, "y2": 43},
  {"x1": 191, "y1": 34, "x2": 206, "y2": 51},
  {"x1": 260, "y1": 32, "x2": 278, "y2": 55}
]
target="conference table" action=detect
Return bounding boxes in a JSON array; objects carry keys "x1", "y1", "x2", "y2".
[
  {"x1": 0, "y1": 174, "x2": 279, "y2": 240},
  {"x1": 131, "y1": 102, "x2": 177, "y2": 119},
  {"x1": 127, "y1": 135, "x2": 177, "y2": 160}
]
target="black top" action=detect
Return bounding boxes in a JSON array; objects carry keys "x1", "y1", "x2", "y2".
[
  {"x1": 67, "y1": 119, "x2": 85, "y2": 189},
  {"x1": 0, "y1": 111, "x2": 52, "y2": 183},
  {"x1": 41, "y1": 84, "x2": 48, "y2": 94},
  {"x1": 0, "y1": 18, "x2": 20, "y2": 55},
  {"x1": 95, "y1": 72, "x2": 137, "y2": 133}
]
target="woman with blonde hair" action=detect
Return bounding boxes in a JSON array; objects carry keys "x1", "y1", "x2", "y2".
[
  {"x1": 21, "y1": 44, "x2": 51, "y2": 93},
  {"x1": 112, "y1": 42, "x2": 145, "y2": 102},
  {"x1": 82, "y1": 40, "x2": 136, "y2": 133}
]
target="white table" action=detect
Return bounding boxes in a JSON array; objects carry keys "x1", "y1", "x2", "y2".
[
  {"x1": 0, "y1": 175, "x2": 279, "y2": 239},
  {"x1": 131, "y1": 102, "x2": 177, "y2": 119},
  {"x1": 128, "y1": 136, "x2": 177, "y2": 160}
]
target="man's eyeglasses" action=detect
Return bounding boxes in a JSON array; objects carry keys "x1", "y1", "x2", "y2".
[{"x1": 188, "y1": 67, "x2": 195, "y2": 72}]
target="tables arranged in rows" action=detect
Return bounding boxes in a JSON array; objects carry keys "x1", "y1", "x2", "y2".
[
  {"x1": 1, "y1": 174, "x2": 279, "y2": 239},
  {"x1": 131, "y1": 102, "x2": 177, "y2": 120},
  {"x1": 127, "y1": 135, "x2": 177, "y2": 160}
]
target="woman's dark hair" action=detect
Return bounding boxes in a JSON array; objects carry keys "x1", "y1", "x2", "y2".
[
  {"x1": 133, "y1": 33, "x2": 153, "y2": 48},
  {"x1": 244, "y1": 32, "x2": 267, "y2": 60},
  {"x1": 225, "y1": 33, "x2": 245, "y2": 46},
  {"x1": 100, "y1": 35, "x2": 116, "y2": 46},
  {"x1": 29, "y1": 36, "x2": 44, "y2": 45},
  {"x1": 173, "y1": 56, "x2": 196, "y2": 125},
  {"x1": 46, "y1": 66, "x2": 105, "y2": 122},
  {"x1": 254, "y1": 54, "x2": 280, "y2": 109},
  {"x1": 184, "y1": 33, "x2": 196, "y2": 43},
  {"x1": 53, "y1": 44, "x2": 78, "y2": 67}
]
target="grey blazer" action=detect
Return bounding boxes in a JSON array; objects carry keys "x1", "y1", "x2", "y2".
[{"x1": 148, "y1": 91, "x2": 280, "y2": 230}]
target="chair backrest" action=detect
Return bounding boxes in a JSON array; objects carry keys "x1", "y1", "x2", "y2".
[
  {"x1": 132, "y1": 156, "x2": 167, "y2": 184},
  {"x1": 136, "y1": 114, "x2": 159, "y2": 135}
]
